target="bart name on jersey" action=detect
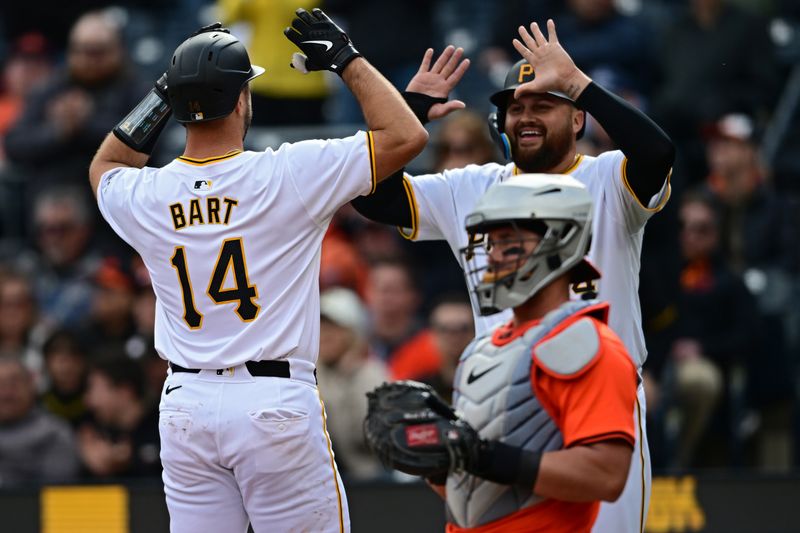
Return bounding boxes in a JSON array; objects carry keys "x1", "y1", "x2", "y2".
[{"x1": 169, "y1": 197, "x2": 238, "y2": 231}]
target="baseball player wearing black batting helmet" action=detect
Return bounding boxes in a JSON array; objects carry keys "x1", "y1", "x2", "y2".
[
  {"x1": 91, "y1": 10, "x2": 427, "y2": 532},
  {"x1": 488, "y1": 59, "x2": 585, "y2": 160},
  {"x1": 167, "y1": 24, "x2": 265, "y2": 123}
]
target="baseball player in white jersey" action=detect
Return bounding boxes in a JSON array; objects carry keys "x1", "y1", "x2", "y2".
[
  {"x1": 88, "y1": 12, "x2": 427, "y2": 533},
  {"x1": 353, "y1": 20, "x2": 675, "y2": 533}
]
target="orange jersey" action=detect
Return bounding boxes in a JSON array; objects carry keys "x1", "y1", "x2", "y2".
[{"x1": 447, "y1": 303, "x2": 637, "y2": 533}]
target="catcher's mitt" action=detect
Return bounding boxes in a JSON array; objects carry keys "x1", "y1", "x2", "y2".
[{"x1": 363, "y1": 380, "x2": 480, "y2": 477}]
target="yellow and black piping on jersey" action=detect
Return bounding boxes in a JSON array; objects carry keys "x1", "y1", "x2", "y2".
[
  {"x1": 397, "y1": 173, "x2": 419, "y2": 241},
  {"x1": 621, "y1": 158, "x2": 672, "y2": 212},
  {"x1": 177, "y1": 150, "x2": 243, "y2": 166},
  {"x1": 366, "y1": 131, "x2": 377, "y2": 194},
  {"x1": 511, "y1": 154, "x2": 584, "y2": 177}
]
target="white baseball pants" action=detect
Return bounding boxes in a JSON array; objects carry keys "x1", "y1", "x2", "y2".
[{"x1": 158, "y1": 360, "x2": 349, "y2": 533}]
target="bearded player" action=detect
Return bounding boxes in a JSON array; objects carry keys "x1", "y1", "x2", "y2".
[{"x1": 354, "y1": 20, "x2": 674, "y2": 532}]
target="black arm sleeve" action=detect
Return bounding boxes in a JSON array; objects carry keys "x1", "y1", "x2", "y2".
[
  {"x1": 350, "y1": 168, "x2": 413, "y2": 227},
  {"x1": 350, "y1": 89, "x2": 442, "y2": 227},
  {"x1": 576, "y1": 82, "x2": 675, "y2": 205}
]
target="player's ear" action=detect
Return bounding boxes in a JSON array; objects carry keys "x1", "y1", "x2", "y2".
[
  {"x1": 573, "y1": 109, "x2": 585, "y2": 137},
  {"x1": 235, "y1": 87, "x2": 249, "y2": 114}
]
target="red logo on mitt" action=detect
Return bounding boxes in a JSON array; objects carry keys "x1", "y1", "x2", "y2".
[{"x1": 405, "y1": 424, "x2": 440, "y2": 447}]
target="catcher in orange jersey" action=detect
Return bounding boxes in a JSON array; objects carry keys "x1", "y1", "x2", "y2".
[{"x1": 365, "y1": 174, "x2": 637, "y2": 532}]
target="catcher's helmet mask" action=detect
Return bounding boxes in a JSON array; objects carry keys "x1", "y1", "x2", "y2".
[
  {"x1": 488, "y1": 59, "x2": 585, "y2": 160},
  {"x1": 167, "y1": 26, "x2": 264, "y2": 123},
  {"x1": 461, "y1": 173, "x2": 599, "y2": 315}
]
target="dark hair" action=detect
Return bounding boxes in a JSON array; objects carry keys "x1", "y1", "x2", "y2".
[
  {"x1": 91, "y1": 357, "x2": 145, "y2": 399},
  {"x1": 43, "y1": 329, "x2": 86, "y2": 360},
  {"x1": 681, "y1": 188, "x2": 721, "y2": 217},
  {"x1": 369, "y1": 256, "x2": 419, "y2": 292},
  {"x1": 430, "y1": 291, "x2": 471, "y2": 311}
]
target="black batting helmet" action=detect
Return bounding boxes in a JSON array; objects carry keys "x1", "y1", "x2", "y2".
[
  {"x1": 167, "y1": 27, "x2": 264, "y2": 123},
  {"x1": 490, "y1": 59, "x2": 577, "y2": 130},
  {"x1": 487, "y1": 60, "x2": 584, "y2": 158}
]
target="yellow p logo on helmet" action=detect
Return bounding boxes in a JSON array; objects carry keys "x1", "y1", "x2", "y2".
[{"x1": 518, "y1": 63, "x2": 535, "y2": 83}]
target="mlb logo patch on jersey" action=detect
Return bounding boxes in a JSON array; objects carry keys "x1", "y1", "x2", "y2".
[{"x1": 194, "y1": 180, "x2": 212, "y2": 191}]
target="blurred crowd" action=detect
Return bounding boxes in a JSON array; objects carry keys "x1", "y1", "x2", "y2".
[{"x1": 1, "y1": 0, "x2": 800, "y2": 488}]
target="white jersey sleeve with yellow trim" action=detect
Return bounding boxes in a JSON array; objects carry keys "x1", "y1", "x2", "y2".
[
  {"x1": 578, "y1": 150, "x2": 671, "y2": 234},
  {"x1": 398, "y1": 162, "x2": 516, "y2": 337},
  {"x1": 96, "y1": 131, "x2": 375, "y2": 369},
  {"x1": 283, "y1": 131, "x2": 377, "y2": 226},
  {"x1": 398, "y1": 163, "x2": 512, "y2": 243}
]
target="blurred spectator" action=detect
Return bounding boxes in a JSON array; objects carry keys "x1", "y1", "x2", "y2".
[
  {"x1": 119, "y1": 255, "x2": 165, "y2": 403},
  {"x1": 0, "y1": 270, "x2": 47, "y2": 383},
  {"x1": 321, "y1": 207, "x2": 369, "y2": 297},
  {"x1": 352, "y1": 221, "x2": 407, "y2": 265},
  {"x1": 128, "y1": 282, "x2": 156, "y2": 360},
  {"x1": 3, "y1": 10, "x2": 146, "y2": 239},
  {"x1": 139, "y1": 345, "x2": 167, "y2": 407},
  {"x1": 703, "y1": 113, "x2": 797, "y2": 277},
  {"x1": 702, "y1": 112, "x2": 796, "y2": 468},
  {"x1": 432, "y1": 109, "x2": 497, "y2": 172},
  {"x1": 83, "y1": 257, "x2": 137, "y2": 360},
  {"x1": 0, "y1": 1, "x2": 111, "y2": 51},
  {"x1": 218, "y1": 0, "x2": 329, "y2": 125},
  {"x1": 651, "y1": 0, "x2": 781, "y2": 184},
  {"x1": 40, "y1": 329, "x2": 88, "y2": 427},
  {"x1": 650, "y1": 192, "x2": 761, "y2": 468},
  {"x1": 316, "y1": 287, "x2": 388, "y2": 480},
  {"x1": 391, "y1": 293, "x2": 473, "y2": 404},
  {"x1": 364, "y1": 258, "x2": 423, "y2": 363},
  {"x1": 0, "y1": 32, "x2": 52, "y2": 162},
  {"x1": 0, "y1": 356, "x2": 80, "y2": 487},
  {"x1": 16, "y1": 187, "x2": 101, "y2": 330},
  {"x1": 79, "y1": 356, "x2": 160, "y2": 478}
]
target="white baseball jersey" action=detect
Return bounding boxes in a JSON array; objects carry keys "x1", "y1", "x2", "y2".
[
  {"x1": 400, "y1": 151, "x2": 670, "y2": 368},
  {"x1": 97, "y1": 131, "x2": 376, "y2": 369}
]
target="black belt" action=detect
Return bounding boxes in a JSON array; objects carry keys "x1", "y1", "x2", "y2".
[{"x1": 170, "y1": 360, "x2": 290, "y2": 378}]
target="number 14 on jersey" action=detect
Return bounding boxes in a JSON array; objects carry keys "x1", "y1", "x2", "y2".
[{"x1": 170, "y1": 237, "x2": 260, "y2": 329}]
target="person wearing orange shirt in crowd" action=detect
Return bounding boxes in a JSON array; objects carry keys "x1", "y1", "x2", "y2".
[
  {"x1": 0, "y1": 32, "x2": 52, "y2": 160},
  {"x1": 389, "y1": 293, "x2": 474, "y2": 404},
  {"x1": 432, "y1": 174, "x2": 636, "y2": 533}
]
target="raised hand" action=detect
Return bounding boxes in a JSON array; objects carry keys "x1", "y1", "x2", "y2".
[
  {"x1": 284, "y1": 8, "x2": 361, "y2": 75},
  {"x1": 406, "y1": 46, "x2": 471, "y2": 121},
  {"x1": 511, "y1": 19, "x2": 590, "y2": 101}
]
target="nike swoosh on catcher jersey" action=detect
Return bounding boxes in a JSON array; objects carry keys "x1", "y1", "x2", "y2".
[
  {"x1": 302, "y1": 40, "x2": 333, "y2": 51},
  {"x1": 466, "y1": 363, "x2": 501, "y2": 385},
  {"x1": 165, "y1": 385, "x2": 183, "y2": 395}
]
